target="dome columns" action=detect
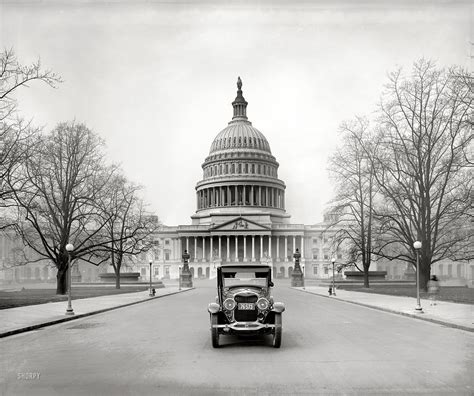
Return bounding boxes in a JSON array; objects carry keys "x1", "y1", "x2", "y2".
[{"x1": 196, "y1": 184, "x2": 285, "y2": 211}]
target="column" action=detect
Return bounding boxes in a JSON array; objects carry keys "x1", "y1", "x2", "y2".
[
  {"x1": 178, "y1": 238, "x2": 182, "y2": 258},
  {"x1": 226, "y1": 236, "x2": 230, "y2": 261},
  {"x1": 252, "y1": 236, "x2": 255, "y2": 261},
  {"x1": 218, "y1": 236, "x2": 222, "y2": 259},
  {"x1": 260, "y1": 236, "x2": 263, "y2": 258},
  {"x1": 234, "y1": 185, "x2": 238, "y2": 205},
  {"x1": 243, "y1": 236, "x2": 247, "y2": 261},
  {"x1": 293, "y1": 236, "x2": 296, "y2": 253},
  {"x1": 210, "y1": 236, "x2": 213, "y2": 260},
  {"x1": 268, "y1": 235, "x2": 272, "y2": 258},
  {"x1": 284, "y1": 236, "x2": 288, "y2": 262},
  {"x1": 250, "y1": 186, "x2": 254, "y2": 205},
  {"x1": 300, "y1": 236, "x2": 304, "y2": 259},
  {"x1": 266, "y1": 187, "x2": 269, "y2": 207},
  {"x1": 276, "y1": 236, "x2": 280, "y2": 261},
  {"x1": 227, "y1": 186, "x2": 230, "y2": 206},
  {"x1": 235, "y1": 235, "x2": 238, "y2": 261},
  {"x1": 186, "y1": 237, "x2": 189, "y2": 251},
  {"x1": 202, "y1": 236, "x2": 206, "y2": 262},
  {"x1": 194, "y1": 237, "x2": 197, "y2": 261},
  {"x1": 243, "y1": 185, "x2": 246, "y2": 205}
]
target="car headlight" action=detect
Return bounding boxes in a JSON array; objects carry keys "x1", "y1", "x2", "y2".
[
  {"x1": 257, "y1": 298, "x2": 269, "y2": 311},
  {"x1": 223, "y1": 298, "x2": 236, "y2": 311}
]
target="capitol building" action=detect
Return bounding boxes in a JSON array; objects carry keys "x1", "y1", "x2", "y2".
[
  {"x1": 1, "y1": 78, "x2": 471, "y2": 286},
  {"x1": 141, "y1": 77, "x2": 341, "y2": 281}
]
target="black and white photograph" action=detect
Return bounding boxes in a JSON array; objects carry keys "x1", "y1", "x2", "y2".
[{"x1": 0, "y1": 1, "x2": 473, "y2": 395}]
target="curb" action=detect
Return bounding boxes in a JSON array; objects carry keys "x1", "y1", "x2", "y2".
[
  {"x1": 293, "y1": 287, "x2": 474, "y2": 333},
  {"x1": 0, "y1": 287, "x2": 195, "y2": 339}
]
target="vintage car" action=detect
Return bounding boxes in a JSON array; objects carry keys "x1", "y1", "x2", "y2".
[{"x1": 207, "y1": 265, "x2": 285, "y2": 348}]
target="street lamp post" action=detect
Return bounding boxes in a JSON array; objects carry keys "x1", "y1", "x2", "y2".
[
  {"x1": 149, "y1": 260, "x2": 154, "y2": 297},
  {"x1": 331, "y1": 257, "x2": 336, "y2": 296},
  {"x1": 413, "y1": 241, "x2": 423, "y2": 312},
  {"x1": 178, "y1": 266, "x2": 182, "y2": 291},
  {"x1": 65, "y1": 243, "x2": 74, "y2": 315}
]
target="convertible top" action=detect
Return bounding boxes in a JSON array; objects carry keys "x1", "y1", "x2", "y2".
[{"x1": 220, "y1": 265, "x2": 271, "y2": 274}]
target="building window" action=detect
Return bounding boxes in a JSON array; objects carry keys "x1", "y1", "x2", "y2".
[
  {"x1": 337, "y1": 254, "x2": 342, "y2": 260},
  {"x1": 313, "y1": 266, "x2": 318, "y2": 275},
  {"x1": 165, "y1": 250, "x2": 170, "y2": 261},
  {"x1": 324, "y1": 266, "x2": 328, "y2": 275},
  {"x1": 141, "y1": 268, "x2": 146, "y2": 276},
  {"x1": 312, "y1": 238, "x2": 318, "y2": 245},
  {"x1": 312, "y1": 253, "x2": 318, "y2": 260},
  {"x1": 165, "y1": 240, "x2": 170, "y2": 245},
  {"x1": 154, "y1": 267, "x2": 159, "y2": 276}
]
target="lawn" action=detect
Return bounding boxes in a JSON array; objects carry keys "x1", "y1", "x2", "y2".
[
  {"x1": 337, "y1": 284, "x2": 474, "y2": 304},
  {"x1": 0, "y1": 285, "x2": 149, "y2": 309}
]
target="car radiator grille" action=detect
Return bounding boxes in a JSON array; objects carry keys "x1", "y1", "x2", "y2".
[{"x1": 234, "y1": 295, "x2": 258, "y2": 322}]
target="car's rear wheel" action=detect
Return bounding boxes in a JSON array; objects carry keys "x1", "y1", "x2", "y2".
[
  {"x1": 211, "y1": 313, "x2": 219, "y2": 348},
  {"x1": 273, "y1": 313, "x2": 282, "y2": 348}
]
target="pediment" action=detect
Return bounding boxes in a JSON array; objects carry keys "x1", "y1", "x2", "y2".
[{"x1": 210, "y1": 217, "x2": 270, "y2": 232}]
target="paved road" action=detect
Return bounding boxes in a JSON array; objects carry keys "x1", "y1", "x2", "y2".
[{"x1": 1, "y1": 282, "x2": 473, "y2": 395}]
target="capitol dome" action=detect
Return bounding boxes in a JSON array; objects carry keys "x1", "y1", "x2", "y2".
[{"x1": 192, "y1": 77, "x2": 290, "y2": 226}]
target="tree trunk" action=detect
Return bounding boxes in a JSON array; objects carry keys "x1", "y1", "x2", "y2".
[
  {"x1": 115, "y1": 271, "x2": 121, "y2": 289},
  {"x1": 363, "y1": 265, "x2": 370, "y2": 288},
  {"x1": 56, "y1": 266, "x2": 68, "y2": 295}
]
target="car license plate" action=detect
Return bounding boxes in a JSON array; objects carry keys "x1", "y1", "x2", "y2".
[{"x1": 238, "y1": 303, "x2": 254, "y2": 310}]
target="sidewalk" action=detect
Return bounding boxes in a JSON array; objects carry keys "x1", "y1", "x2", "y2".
[
  {"x1": 0, "y1": 285, "x2": 193, "y2": 338},
  {"x1": 296, "y1": 286, "x2": 474, "y2": 332}
]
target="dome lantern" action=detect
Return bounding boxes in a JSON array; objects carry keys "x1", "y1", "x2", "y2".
[{"x1": 231, "y1": 76, "x2": 248, "y2": 121}]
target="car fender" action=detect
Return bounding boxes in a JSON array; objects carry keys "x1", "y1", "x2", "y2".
[
  {"x1": 272, "y1": 302, "x2": 285, "y2": 313},
  {"x1": 208, "y1": 302, "x2": 220, "y2": 314}
]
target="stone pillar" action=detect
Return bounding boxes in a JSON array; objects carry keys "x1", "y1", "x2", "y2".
[
  {"x1": 202, "y1": 236, "x2": 206, "y2": 262},
  {"x1": 243, "y1": 185, "x2": 246, "y2": 205},
  {"x1": 268, "y1": 235, "x2": 272, "y2": 258},
  {"x1": 210, "y1": 236, "x2": 213, "y2": 260},
  {"x1": 180, "y1": 250, "x2": 193, "y2": 288},
  {"x1": 252, "y1": 236, "x2": 255, "y2": 261},
  {"x1": 276, "y1": 236, "x2": 280, "y2": 261},
  {"x1": 260, "y1": 236, "x2": 263, "y2": 259},
  {"x1": 227, "y1": 236, "x2": 230, "y2": 261},
  {"x1": 218, "y1": 236, "x2": 222, "y2": 259},
  {"x1": 234, "y1": 185, "x2": 238, "y2": 205},
  {"x1": 186, "y1": 237, "x2": 189, "y2": 251},
  {"x1": 194, "y1": 237, "x2": 197, "y2": 261},
  {"x1": 293, "y1": 236, "x2": 296, "y2": 254},
  {"x1": 235, "y1": 235, "x2": 238, "y2": 261},
  {"x1": 266, "y1": 187, "x2": 269, "y2": 206},
  {"x1": 250, "y1": 186, "x2": 254, "y2": 205},
  {"x1": 243, "y1": 236, "x2": 247, "y2": 261},
  {"x1": 291, "y1": 248, "x2": 304, "y2": 287},
  {"x1": 284, "y1": 236, "x2": 288, "y2": 262},
  {"x1": 301, "y1": 236, "x2": 304, "y2": 262}
]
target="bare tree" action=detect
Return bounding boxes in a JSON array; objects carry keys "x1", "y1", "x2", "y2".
[
  {"x1": 0, "y1": 48, "x2": 61, "y2": 225},
  {"x1": 95, "y1": 174, "x2": 159, "y2": 289},
  {"x1": 6, "y1": 121, "x2": 118, "y2": 294},
  {"x1": 369, "y1": 60, "x2": 473, "y2": 290},
  {"x1": 328, "y1": 117, "x2": 382, "y2": 287}
]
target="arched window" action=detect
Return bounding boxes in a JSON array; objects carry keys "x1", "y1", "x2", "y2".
[
  {"x1": 231, "y1": 163, "x2": 235, "y2": 173},
  {"x1": 225, "y1": 164, "x2": 229, "y2": 174},
  {"x1": 238, "y1": 163, "x2": 242, "y2": 173},
  {"x1": 243, "y1": 137, "x2": 247, "y2": 146}
]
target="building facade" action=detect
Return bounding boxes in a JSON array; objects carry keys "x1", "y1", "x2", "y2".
[{"x1": 1, "y1": 78, "x2": 472, "y2": 286}]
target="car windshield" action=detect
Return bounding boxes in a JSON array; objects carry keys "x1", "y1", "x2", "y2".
[{"x1": 222, "y1": 269, "x2": 269, "y2": 288}]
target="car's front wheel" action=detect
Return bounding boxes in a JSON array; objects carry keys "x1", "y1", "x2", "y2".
[
  {"x1": 211, "y1": 313, "x2": 219, "y2": 348},
  {"x1": 273, "y1": 313, "x2": 282, "y2": 348}
]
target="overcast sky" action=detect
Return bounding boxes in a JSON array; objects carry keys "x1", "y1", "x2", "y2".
[{"x1": 1, "y1": 0, "x2": 472, "y2": 226}]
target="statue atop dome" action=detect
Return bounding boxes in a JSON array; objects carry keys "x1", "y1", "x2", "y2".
[{"x1": 237, "y1": 76, "x2": 242, "y2": 90}]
